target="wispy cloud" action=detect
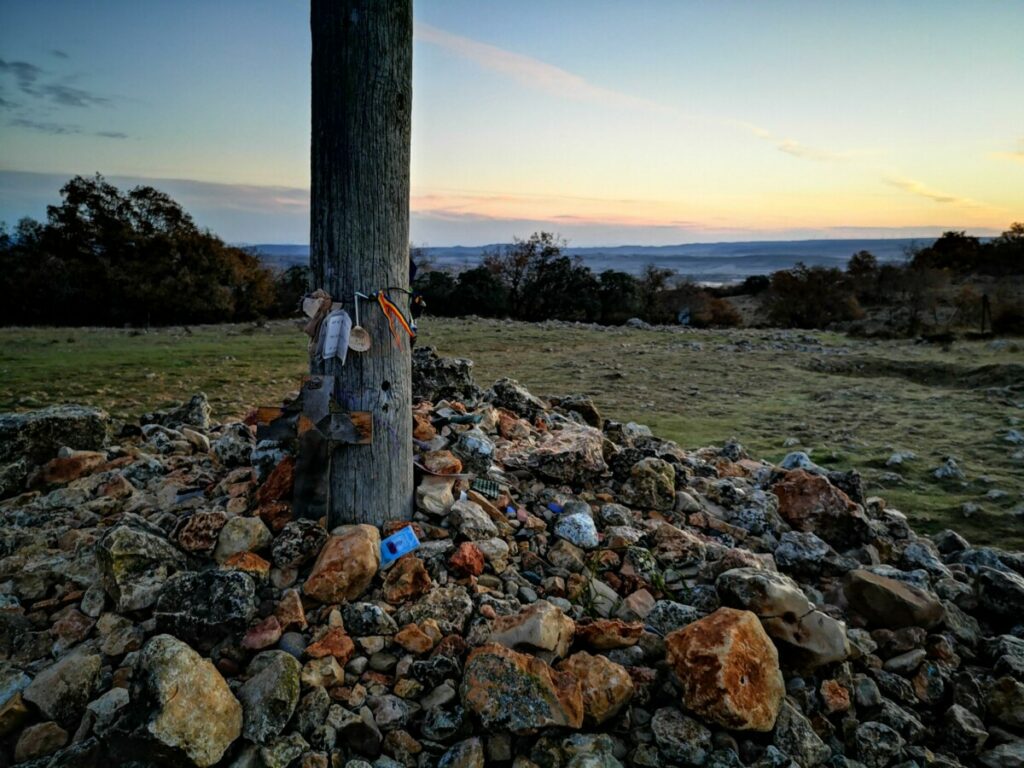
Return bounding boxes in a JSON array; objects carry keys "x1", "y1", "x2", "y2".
[
  {"x1": 0, "y1": 58, "x2": 43, "y2": 92},
  {"x1": 414, "y1": 22, "x2": 666, "y2": 114},
  {"x1": 415, "y1": 23, "x2": 870, "y2": 165},
  {"x1": 774, "y1": 138, "x2": 873, "y2": 162},
  {"x1": 0, "y1": 55, "x2": 113, "y2": 107},
  {"x1": 883, "y1": 176, "x2": 988, "y2": 208},
  {"x1": 8, "y1": 117, "x2": 127, "y2": 138},
  {"x1": 50, "y1": 49, "x2": 69, "y2": 60},
  {"x1": 38, "y1": 82, "x2": 110, "y2": 108}
]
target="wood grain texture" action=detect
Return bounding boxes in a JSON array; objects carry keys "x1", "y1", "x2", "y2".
[{"x1": 310, "y1": 0, "x2": 414, "y2": 526}]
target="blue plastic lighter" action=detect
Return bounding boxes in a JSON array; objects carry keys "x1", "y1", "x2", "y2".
[{"x1": 380, "y1": 526, "x2": 421, "y2": 566}]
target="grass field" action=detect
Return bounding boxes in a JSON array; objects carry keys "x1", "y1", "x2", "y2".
[{"x1": 1, "y1": 318, "x2": 1021, "y2": 547}]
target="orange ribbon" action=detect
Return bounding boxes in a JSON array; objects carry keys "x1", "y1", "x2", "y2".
[{"x1": 377, "y1": 292, "x2": 415, "y2": 348}]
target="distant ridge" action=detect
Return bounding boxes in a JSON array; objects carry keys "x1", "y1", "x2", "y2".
[{"x1": 248, "y1": 238, "x2": 924, "y2": 281}]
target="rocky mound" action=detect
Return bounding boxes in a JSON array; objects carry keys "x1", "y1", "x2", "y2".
[{"x1": 1, "y1": 348, "x2": 1022, "y2": 768}]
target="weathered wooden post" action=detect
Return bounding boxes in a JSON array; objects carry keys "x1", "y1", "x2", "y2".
[{"x1": 309, "y1": 0, "x2": 413, "y2": 527}]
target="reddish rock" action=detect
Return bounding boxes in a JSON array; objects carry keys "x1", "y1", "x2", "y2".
[
  {"x1": 449, "y1": 542, "x2": 485, "y2": 576},
  {"x1": 413, "y1": 412, "x2": 437, "y2": 441},
  {"x1": 241, "y1": 615, "x2": 282, "y2": 650},
  {"x1": 255, "y1": 456, "x2": 295, "y2": 506},
  {"x1": 303, "y1": 525, "x2": 380, "y2": 603},
  {"x1": 257, "y1": 501, "x2": 293, "y2": 533},
  {"x1": 306, "y1": 627, "x2": 356, "y2": 664},
  {"x1": 557, "y1": 651, "x2": 634, "y2": 724},
  {"x1": 423, "y1": 450, "x2": 463, "y2": 475},
  {"x1": 497, "y1": 410, "x2": 531, "y2": 440},
  {"x1": 574, "y1": 619, "x2": 645, "y2": 650},
  {"x1": 33, "y1": 451, "x2": 106, "y2": 487},
  {"x1": 772, "y1": 469, "x2": 870, "y2": 548},
  {"x1": 222, "y1": 551, "x2": 271, "y2": 582},
  {"x1": 275, "y1": 588, "x2": 308, "y2": 631},
  {"x1": 383, "y1": 556, "x2": 433, "y2": 604},
  {"x1": 460, "y1": 643, "x2": 584, "y2": 733},
  {"x1": 394, "y1": 623, "x2": 437, "y2": 654},
  {"x1": 820, "y1": 679, "x2": 851, "y2": 714},
  {"x1": 665, "y1": 607, "x2": 784, "y2": 732},
  {"x1": 176, "y1": 510, "x2": 229, "y2": 553},
  {"x1": 50, "y1": 607, "x2": 94, "y2": 650}
]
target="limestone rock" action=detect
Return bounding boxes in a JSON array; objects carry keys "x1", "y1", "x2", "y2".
[
  {"x1": 505, "y1": 422, "x2": 607, "y2": 484},
  {"x1": 214, "y1": 515, "x2": 272, "y2": 562},
  {"x1": 489, "y1": 600, "x2": 575, "y2": 660},
  {"x1": 0, "y1": 404, "x2": 108, "y2": 465},
  {"x1": 717, "y1": 567, "x2": 849, "y2": 668},
  {"x1": 620, "y1": 457, "x2": 676, "y2": 510},
  {"x1": 14, "y1": 721, "x2": 69, "y2": 763},
  {"x1": 460, "y1": 643, "x2": 583, "y2": 733},
  {"x1": 23, "y1": 652, "x2": 101, "y2": 725},
  {"x1": 844, "y1": 569, "x2": 944, "y2": 629},
  {"x1": 304, "y1": 525, "x2": 381, "y2": 603},
  {"x1": 557, "y1": 652, "x2": 634, "y2": 724},
  {"x1": 449, "y1": 499, "x2": 499, "y2": 541},
  {"x1": 664, "y1": 607, "x2": 785, "y2": 731},
  {"x1": 238, "y1": 650, "x2": 302, "y2": 744},
  {"x1": 95, "y1": 515, "x2": 187, "y2": 612},
  {"x1": 132, "y1": 634, "x2": 242, "y2": 767}
]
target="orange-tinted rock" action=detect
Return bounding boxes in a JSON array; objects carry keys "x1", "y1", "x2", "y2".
[
  {"x1": 413, "y1": 412, "x2": 437, "y2": 441},
  {"x1": 33, "y1": 451, "x2": 106, "y2": 486},
  {"x1": 460, "y1": 643, "x2": 583, "y2": 733},
  {"x1": 573, "y1": 619, "x2": 645, "y2": 650},
  {"x1": 275, "y1": 588, "x2": 307, "y2": 631},
  {"x1": 383, "y1": 556, "x2": 432, "y2": 604},
  {"x1": 222, "y1": 551, "x2": 271, "y2": 582},
  {"x1": 255, "y1": 456, "x2": 295, "y2": 506},
  {"x1": 449, "y1": 542, "x2": 485, "y2": 576},
  {"x1": 771, "y1": 470, "x2": 870, "y2": 548},
  {"x1": 422, "y1": 450, "x2": 463, "y2": 475},
  {"x1": 665, "y1": 607, "x2": 784, "y2": 732},
  {"x1": 306, "y1": 627, "x2": 356, "y2": 664},
  {"x1": 557, "y1": 651, "x2": 634, "y2": 724},
  {"x1": 820, "y1": 679, "x2": 851, "y2": 714},
  {"x1": 497, "y1": 410, "x2": 531, "y2": 440},
  {"x1": 303, "y1": 525, "x2": 380, "y2": 603},
  {"x1": 256, "y1": 501, "x2": 293, "y2": 533},
  {"x1": 394, "y1": 623, "x2": 436, "y2": 654}
]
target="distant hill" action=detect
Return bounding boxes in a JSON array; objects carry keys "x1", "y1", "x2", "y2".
[{"x1": 248, "y1": 238, "x2": 924, "y2": 282}]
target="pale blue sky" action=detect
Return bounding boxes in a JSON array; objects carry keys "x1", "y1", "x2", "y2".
[{"x1": 1, "y1": 1, "x2": 1021, "y2": 245}]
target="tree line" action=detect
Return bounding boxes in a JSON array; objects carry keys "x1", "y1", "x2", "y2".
[
  {"x1": 2, "y1": 176, "x2": 1020, "y2": 333},
  {"x1": 0, "y1": 174, "x2": 291, "y2": 326}
]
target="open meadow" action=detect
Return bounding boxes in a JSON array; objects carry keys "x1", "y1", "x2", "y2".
[{"x1": 1, "y1": 317, "x2": 1021, "y2": 546}]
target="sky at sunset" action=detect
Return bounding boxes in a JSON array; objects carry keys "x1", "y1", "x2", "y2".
[{"x1": 0, "y1": 0, "x2": 1021, "y2": 246}]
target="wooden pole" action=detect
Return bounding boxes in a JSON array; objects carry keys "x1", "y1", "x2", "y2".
[{"x1": 310, "y1": 0, "x2": 413, "y2": 527}]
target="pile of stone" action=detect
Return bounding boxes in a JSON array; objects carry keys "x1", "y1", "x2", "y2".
[{"x1": 1, "y1": 348, "x2": 1023, "y2": 768}]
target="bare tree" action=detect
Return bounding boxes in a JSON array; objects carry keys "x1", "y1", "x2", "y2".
[{"x1": 310, "y1": 0, "x2": 413, "y2": 526}]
